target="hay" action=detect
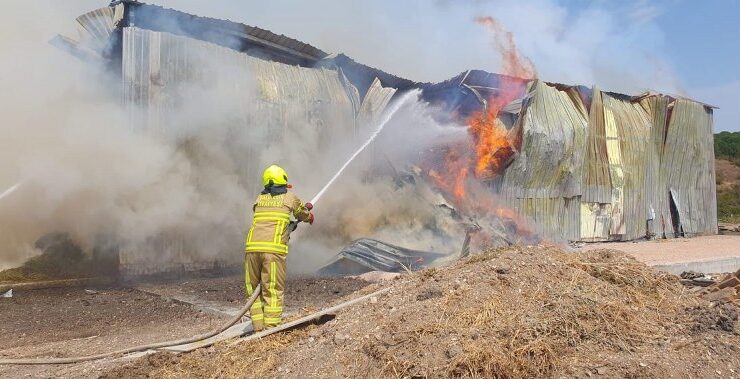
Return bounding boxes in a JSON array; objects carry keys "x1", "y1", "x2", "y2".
[
  {"x1": 103, "y1": 245, "x2": 740, "y2": 378},
  {"x1": 0, "y1": 233, "x2": 115, "y2": 282}
]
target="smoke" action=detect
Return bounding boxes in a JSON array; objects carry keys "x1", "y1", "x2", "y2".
[
  {"x1": 0, "y1": 0, "x2": 683, "y2": 274},
  {"x1": 146, "y1": 0, "x2": 682, "y2": 94},
  {"x1": 0, "y1": 2, "x2": 254, "y2": 270},
  {"x1": 0, "y1": 1, "x2": 465, "y2": 275},
  {"x1": 290, "y1": 99, "x2": 469, "y2": 272}
]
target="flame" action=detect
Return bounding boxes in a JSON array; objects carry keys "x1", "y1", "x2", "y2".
[
  {"x1": 421, "y1": 16, "x2": 541, "y2": 249},
  {"x1": 465, "y1": 16, "x2": 536, "y2": 181},
  {"x1": 428, "y1": 148, "x2": 471, "y2": 200},
  {"x1": 429, "y1": 15, "x2": 538, "y2": 201},
  {"x1": 474, "y1": 16, "x2": 536, "y2": 80},
  {"x1": 468, "y1": 112, "x2": 514, "y2": 179}
]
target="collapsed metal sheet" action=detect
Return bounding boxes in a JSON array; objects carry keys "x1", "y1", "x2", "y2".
[{"x1": 318, "y1": 238, "x2": 447, "y2": 276}]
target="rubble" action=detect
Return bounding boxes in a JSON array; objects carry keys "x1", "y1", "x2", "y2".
[
  {"x1": 318, "y1": 238, "x2": 449, "y2": 275},
  {"x1": 679, "y1": 270, "x2": 717, "y2": 287},
  {"x1": 701, "y1": 269, "x2": 740, "y2": 305},
  {"x1": 719, "y1": 222, "x2": 740, "y2": 235}
]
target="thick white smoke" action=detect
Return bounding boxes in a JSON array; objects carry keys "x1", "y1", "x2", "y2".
[
  {"x1": 0, "y1": 0, "x2": 687, "y2": 274},
  {"x1": 146, "y1": 0, "x2": 683, "y2": 94},
  {"x1": 0, "y1": 2, "x2": 253, "y2": 270},
  {"x1": 0, "y1": 1, "x2": 464, "y2": 274}
]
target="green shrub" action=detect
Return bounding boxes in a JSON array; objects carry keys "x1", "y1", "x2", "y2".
[
  {"x1": 715, "y1": 131, "x2": 740, "y2": 162},
  {"x1": 717, "y1": 184, "x2": 740, "y2": 223}
]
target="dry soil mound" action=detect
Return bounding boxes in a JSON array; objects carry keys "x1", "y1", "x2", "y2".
[{"x1": 106, "y1": 246, "x2": 740, "y2": 378}]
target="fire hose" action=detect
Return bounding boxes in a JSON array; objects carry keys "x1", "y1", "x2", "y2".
[
  {"x1": 0, "y1": 92, "x2": 415, "y2": 366},
  {"x1": 0, "y1": 285, "x2": 261, "y2": 365}
]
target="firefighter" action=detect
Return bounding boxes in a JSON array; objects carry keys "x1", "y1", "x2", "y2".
[{"x1": 245, "y1": 164, "x2": 314, "y2": 331}]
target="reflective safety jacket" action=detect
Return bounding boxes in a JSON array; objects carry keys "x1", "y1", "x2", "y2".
[{"x1": 245, "y1": 191, "x2": 311, "y2": 254}]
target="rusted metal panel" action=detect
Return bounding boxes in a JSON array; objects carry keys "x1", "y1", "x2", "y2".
[
  {"x1": 75, "y1": 6, "x2": 116, "y2": 46},
  {"x1": 356, "y1": 78, "x2": 397, "y2": 167},
  {"x1": 509, "y1": 197, "x2": 580, "y2": 242},
  {"x1": 580, "y1": 202, "x2": 611, "y2": 241},
  {"x1": 497, "y1": 84, "x2": 715, "y2": 243}
]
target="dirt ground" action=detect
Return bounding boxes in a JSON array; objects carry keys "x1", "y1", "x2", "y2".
[
  {"x1": 3, "y1": 241, "x2": 739, "y2": 378},
  {"x1": 580, "y1": 234, "x2": 740, "y2": 265},
  {"x1": 135, "y1": 274, "x2": 371, "y2": 315},
  {"x1": 100, "y1": 246, "x2": 740, "y2": 378},
  {"x1": 0, "y1": 275, "x2": 370, "y2": 378},
  {"x1": 716, "y1": 158, "x2": 740, "y2": 191}
]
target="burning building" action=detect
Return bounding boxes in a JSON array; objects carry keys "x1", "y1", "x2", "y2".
[{"x1": 55, "y1": 1, "x2": 717, "y2": 276}]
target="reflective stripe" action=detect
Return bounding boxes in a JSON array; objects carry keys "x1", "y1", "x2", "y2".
[
  {"x1": 264, "y1": 306, "x2": 283, "y2": 313},
  {"x1": 270, "y1": 261, "x2": 277, "y2": 309},
  {"x1": 246, "y1": 247, "x2": 287, "y2": 254},
  {"x1": 247, "y1": 226, "x2": 254, "y2": 243},
  {"x1": 245, "y1": 264, "x2": 253, "y2": 294},
  {"x1": 253, "y1": 211, "x2": 290, "y2": 220},
  {"x1": 246, "y1": 242, "x2": 288, "y2": 254},
  {"x1": 245, "y1": 241, "x2": 285, "y2": 251},
  {"x1": 254, "y1": 211, "x2": 290, "y2": 217},
  {"x1": 251, "y1": 314, "x2": 264, "y2": 321},
  {"x1": 264, "y1": 317, "x2": 282, "y2": 325},
  {"x1": 253, "y1": 218, "x2": 289, "y2": 224},
  {"x1": 272, "y1": 220, "x2": 282, "y2": 244}
]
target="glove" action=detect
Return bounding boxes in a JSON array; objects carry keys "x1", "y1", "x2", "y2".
[
  {"x1": 307, "y1": 212, "x2": 315, "y2": 225},
  {"x1": 305, "y1": 202, "x2": 313, "y2": 211}
]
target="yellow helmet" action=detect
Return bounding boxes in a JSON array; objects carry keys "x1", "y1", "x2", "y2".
[{"x1": 262, "y1": 165, "x2": 288, "y2": 186}]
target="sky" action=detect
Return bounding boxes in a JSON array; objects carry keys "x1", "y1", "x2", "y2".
[
  {"x1": 10, "y1": 0, "x2": 740, "y2": 132},
  {"x1": 655, "y1": 1, "x2": 740, "y2": 132},
  {"x1": 143, "y1": 0, "x2": 740, "y2": 132}
]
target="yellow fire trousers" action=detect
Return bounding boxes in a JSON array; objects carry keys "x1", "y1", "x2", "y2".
[{"x1": 245, "y1": 252, "x2": 286, "y2": 331}]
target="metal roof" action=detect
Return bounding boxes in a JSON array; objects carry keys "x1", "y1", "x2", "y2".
[{"x1": 121, "y1": 1, "x2": 329, "y2": 64}]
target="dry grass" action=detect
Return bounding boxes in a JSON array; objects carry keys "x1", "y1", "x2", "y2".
[
  {"x1": 432, "y1": 249, "x2": 685, "y2": 377},
  {"x1": 102, "y1": 245, "x2": 739, "y2": 378},
  {"x1": 150, "y1": 330, "x2": 306, "y2": 379},
  {"x1": 323, "y1": 246, "x2": 722, "y2": 378}
]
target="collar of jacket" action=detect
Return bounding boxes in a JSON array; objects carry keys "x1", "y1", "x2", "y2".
[{"x1": 261, "y1": 185, "x2": 288, "y2": 196}]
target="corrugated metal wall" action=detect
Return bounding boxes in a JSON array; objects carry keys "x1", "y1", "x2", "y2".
[
  {"x1": 498, "y1": 80, "x2": 587, "y2": 241},
  {"x1": 117, "y1": 28, "x2": 717, "y2": 274},
  {"x1": 602, "y1": 93, "x2": 652, "y2": 240},
  {"x1": 661, "y1": 99, "x2": 718, "y2": 236},
  {"x1": 639, "y1": 95, "x2": 674, "y2": 238},
  {"x1": 496, "y1": 81, "x2": 717, "y2": 243}
]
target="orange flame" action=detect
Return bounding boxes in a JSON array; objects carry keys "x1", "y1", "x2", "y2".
[
  {"x1": 468, "y1": 112, "x2": 514, "y2": 179},
  {"x1": 466, "y1": 16, "x2": 537, "y2": 181},
  {"x1": 428, "y1": 149, "x2": 471, "y2": 199},
  {"x1": 474, "y1": 16, "x2": 537, "y2": 80},
  {"x1": 423, "y1": 16, "x2": 539, "y2": 246}
]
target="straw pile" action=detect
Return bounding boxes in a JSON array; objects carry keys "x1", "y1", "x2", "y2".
[{"x1": 106, "y1": 246, "x2": 740, "y2": 378}]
